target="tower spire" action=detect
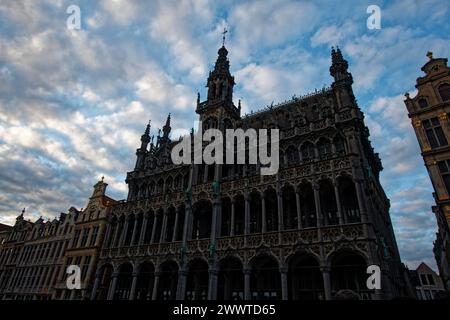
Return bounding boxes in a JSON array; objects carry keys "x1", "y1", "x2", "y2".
[
  {"x1": 330, "y1": 46, "x2": 357, "y2": 110},
  {"x1": 330, "y1": 46, "x2": 352, "y2": 83},
  {"x1": 222, "y1": 27, "x2": 228, "y2": 47},
  {"x1": 135, "y1": 120, "x2": 151, "y2": 170},
  {"x1": 163, "y1": 113, "x2": 171, "y2": 139}
]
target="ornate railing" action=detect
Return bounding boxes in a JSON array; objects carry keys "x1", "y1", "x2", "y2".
[{"x1": 100, "y1": 224, "x2": 365, "y2": 259}]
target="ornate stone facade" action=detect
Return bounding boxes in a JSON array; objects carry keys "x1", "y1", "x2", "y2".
[
  {"x1": 404, "y1": 52, "x2": 450, "y2": 291},
  {"x1": 90, "y1": 46, "x2": 409, "y2": 300}
]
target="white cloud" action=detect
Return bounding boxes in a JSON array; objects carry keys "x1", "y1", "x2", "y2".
[{"x1": 311, "y1": 22, "x2": 357, "y2": 48}]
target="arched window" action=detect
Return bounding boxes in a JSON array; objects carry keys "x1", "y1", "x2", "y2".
[
  {"x1": 317, "y1": 138, "x2": 332, "y2": 159},
  {"x1": 334, "y1": 135, "x2": 346, "y2": 155},
  {"x1": 165, "y1": 177, "x2": 173, "y2": 192},
  {"x1": 418, "y1": 98, "x2": 428, "y2": 109},
  {"x1": 174, "y1": 175, "x2": 182, "y2": 191},
  {"x1": 157, "y1": 179, "x2": 164, "y2": 194},
  {"x1": 438, "y1": 83, "x2": 450, "y2": 102},
  {"x1": 286, "y1": 146, "x2": 299, "y2": 164},
  {"x1": 301, "y1": 142, "x2": 315, "y2": 162}
]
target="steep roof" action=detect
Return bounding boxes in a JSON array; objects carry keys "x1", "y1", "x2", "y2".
[{"x1": 0, "y1": 223, "x2": 12, "y2": 232}]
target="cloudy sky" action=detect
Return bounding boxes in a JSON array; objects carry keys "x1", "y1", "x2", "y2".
[{"x1": 0, "y1": 0, "x2": 449, "y2": 270}]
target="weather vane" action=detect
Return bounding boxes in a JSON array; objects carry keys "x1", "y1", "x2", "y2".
[{"x1": 222, "y1": 27, "x2": 228, "y2": 46}]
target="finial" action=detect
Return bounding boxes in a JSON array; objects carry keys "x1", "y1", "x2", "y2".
[
  {"x1": 144, "y1": 120, "x2": 151, "y2": 135},
  {"x1": 404, "y1": 92, "x2": 410, "y2": 98},
  {"x1": 238, "y1": 99, "x2": 241, "y2": 109},
  {"x1": 222, "y1": 27, "x2": 228, "y2": 47},
  {"x1": 21, "y1": 208, "x2": 25, "y2": 215},
  {"x1": 101, "y1": 176, "x2": 104, "y2": 182},
  {"x1": 197, "y1": 92, "x2": 200, "y2": 103},
  {"x1": 426, "y1": 51, "x2": 433, "y2": 60}
]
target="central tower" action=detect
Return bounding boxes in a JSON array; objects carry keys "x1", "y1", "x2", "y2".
[{"x1": 196, "y1": 44, "x2": 241, "y2": 125}]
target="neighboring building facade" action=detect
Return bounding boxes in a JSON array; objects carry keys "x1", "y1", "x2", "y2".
[
  {"x1": 52, "y1": 179, "x2": 117, "y2": 300},
  {"x1": 0, "y1": 210, "x2": 73, "y2": 300},
  {"x1": 0, "y1": 179, "x2": 116, "y2": 300},
  {"x1": 0, "y1": 223, "x2": 12, "y2": 246},
  {"x1": 409, "y1": 262, "x2": 445, "y2": 300},
  {"x1": 404, "y1": 52, "x2": 450, "y2": 291},
  {"x1": 90, "y1": 45, "x2": 409, "y2": 301}
]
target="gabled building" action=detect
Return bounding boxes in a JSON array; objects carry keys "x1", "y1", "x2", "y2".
[
  {"x1": 0, "y1": 179, "x2": 116, "y2": 300},
  {"x1": 404, "y1": 52, "x2": 450, "y2": 291},
  {"x1": 0, "y1": 210, "x2": 73, "y2": 300},
  {"x1": 53, "y1": 178, "x2": 117, "y2": 300},
  {"x1": 409, "y1": 262, "x2": 445, "y2": 299}
]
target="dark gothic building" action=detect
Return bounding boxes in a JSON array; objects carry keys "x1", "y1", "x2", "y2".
[{"x1": 87, "y1": 45, "x2": 409, "y2": 300}]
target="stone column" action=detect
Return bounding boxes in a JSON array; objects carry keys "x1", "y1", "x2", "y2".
[
  {"x1": 139, "y1": 213, "x2": 149, "y2": 245},
  {"x1": 96, "y1": 224, "x2": 106, "y2": 247},
  {"x1": 150, "y1": 214, "x2": 158, "y2": 243},
  {"x1": 333, "y1": 180, "x2": 344, "y2": 225},
  {"x1": 37, "y1": 266, "x2": 47, "y2": 291},
  {"x1": 107, "y1": 272, "x2": 118, "y2": 300},
  {"x1": 43, "y1": 265, "x2": 53, "y2": 290},
  {"x1": 261, "y1": 194, "x2": 267, "y2": 233},
  {"x1": 90, "y1": 271, "x2": 101, "y2": 300},
  {"x1": 244, "y1": 193, "x2": 250, "y2": 236},
  {"x1": 129, "y1": 272, "x2": 138, "y2": 300},
  {"x1": 321, "y1": 266, "x2": 331, "y2": 300},
  {"x1": 176, "y1": 270, "x2": 188, "y2": 300},
  {"x1": 182, "y1": 203, "x2": 193, "y2": 243},
  {"x1": 48, "y1": 266, "x2": 59, "y2": 292},
  {"x1": 151, "y1": 272, "x2": 160, "y2": 300},
  {"x1": 355, "y1": 179, "x2": 368, "y2": 223},
  {"x1": 277, "y1": 188, "x2": 284, "y2": 231},
  {"x1": 230, "y1": 198, "x2": 235, "y2": 236},
  {"x1": 172, "y1": 208, "x2": 180, "y2": 242},
  {"x1": 86, "y1": 228, "x2": 93, "y2": 248},
  {"x1": 102, "y1": 223, "x2": 112, "y2": 248},
  {"x1": 208, "y1": 268, "x2": 219, "y2": 300},
  {"x1": 119, "y1": 216, "x2": 130, "y2": 247},
  {"x1": 411, "y1": 118, "x2": 431, "y2": 151},
  {"x1": 244, "y1": 268, "x2": 251, "y2": 300},
  {"x1": 210, "y1": 198, "x2": 221, "y2": 242},
  {"x1": 160, "y1": 211, "x2": 168, "y2": 243},
  {"x1": 112, "y1": 222, "x2": 121, "y2": 247},
  {"x1": 130, "y1": 214, "x2": 139, "y2": 246},
  {"x1": 313, "y1": 183, "x2": 322, "y2": 227},
  {"x1": 280, "y1": 267, "x2": 288, "y2": 300},
  {"x1": 295, "y1": 189, "x2": 302, "y2": 229}
]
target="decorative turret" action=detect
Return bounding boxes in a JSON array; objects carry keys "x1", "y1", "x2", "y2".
[
  {"x1": 135, "y1": 121, "x2": 151, "y2": 170},
  {"x1": 162, "y1": 113, "x2": 171, "y2": 139},
  {"x1": 16, "y1": 208, "x2": 25, "y2": 222},
  {"x1": 197, "y1": 29, "x2": 240, "y2": 120},
  {"x1": 91, "y1": 176, "x2": 107, "y2": 198},
  {"x1": 206, "y1": 45, "x2": 235, "y2": 103},
  {"x1": 330, "y1": 47, "x2": 353, "y2": 84},
  {"x1": 330, "y1": 47, "x2": 357, "y2": 110}
]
